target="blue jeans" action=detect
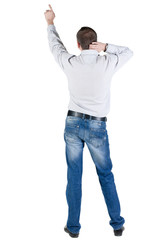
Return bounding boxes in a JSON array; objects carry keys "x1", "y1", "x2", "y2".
[{"x1": 63, "y1": 114, "x2": 125, "y2": 234}]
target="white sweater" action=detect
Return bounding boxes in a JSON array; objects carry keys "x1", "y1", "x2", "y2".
[{"x1": 47, "y1": 24, "x2": 133, "y2": 117}]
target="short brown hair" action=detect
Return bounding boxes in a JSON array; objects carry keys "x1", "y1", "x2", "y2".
[{"x1": 76, "y1": 26, "x2": 97, "y2": 50}]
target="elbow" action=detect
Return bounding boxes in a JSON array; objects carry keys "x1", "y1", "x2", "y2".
[
  {"x1": 129, "y1": 49, "x2": 134, "y2": 57},
  {"x1": 127, "y1": 47, "x2": 134, "y2": 57}
]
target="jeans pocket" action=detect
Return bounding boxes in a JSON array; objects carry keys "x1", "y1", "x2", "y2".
[
  {"x1": 89, "y1": 127, "x2": 106, "y2": 148},
  {"x1": 64, "y1": 119, "x2": 80, "y2": 138},
  {"x1": 64, "y1": 125, "x2": 80, "y2": 143},
  {"x1": 65, "y1": 117, "x2": 80, "y2": 133}
]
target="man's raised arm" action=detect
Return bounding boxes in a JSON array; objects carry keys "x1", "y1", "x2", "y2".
[{"x1": 44, "y1": 4, "x2": 74, "y2": 70}]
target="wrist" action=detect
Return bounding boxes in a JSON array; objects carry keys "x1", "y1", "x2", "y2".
[{"x1": 104, "y1": 43, "x2": 108, "y2": 52}]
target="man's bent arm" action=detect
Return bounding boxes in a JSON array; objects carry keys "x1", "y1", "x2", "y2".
[
  {"x1": 47, "y1": 24, "x2": 74, "y2": 70},
  {"x1": 105, "y1": 43, "x2": 133, "y2": 72}
]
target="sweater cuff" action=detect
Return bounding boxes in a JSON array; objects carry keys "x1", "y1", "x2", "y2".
[
  {"x1": 47, "y1": 24, "x2": 56, "y2": 31},
  {"x1": 104, "y1": 43, "x2": 108, "y2": 52}
]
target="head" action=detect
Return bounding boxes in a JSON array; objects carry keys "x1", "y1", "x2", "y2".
[{"x1": 76, "y1": 26, "x2": 97, "y2": 51}]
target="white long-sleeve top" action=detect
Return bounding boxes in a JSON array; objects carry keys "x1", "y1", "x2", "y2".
[{"x1": 47, "y1": 24, "x2": 133, "y2": 117}]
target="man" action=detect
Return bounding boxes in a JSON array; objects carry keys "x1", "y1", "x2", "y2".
[{"x1": 44, "y1": 4, "x2": 133, "y2": 238}]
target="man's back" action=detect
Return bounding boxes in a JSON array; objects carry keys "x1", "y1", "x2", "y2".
[{"x1": 63, "y1": 50, "x2": 115, "y2": 117}]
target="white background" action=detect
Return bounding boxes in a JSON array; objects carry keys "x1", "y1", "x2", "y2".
[{"x1": 0, "y1": 0, "x2": 147, "y2": 239}]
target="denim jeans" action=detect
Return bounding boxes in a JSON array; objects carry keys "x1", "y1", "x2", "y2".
[{"x1": 63, "y1": 114, "x2": 125, "y2": 234}]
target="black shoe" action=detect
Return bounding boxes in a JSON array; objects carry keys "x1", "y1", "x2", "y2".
[
  {"x1": 114, "y1": 226, "x2": 125, "y2": 236},
  {"x1": 64, "y1": 226, "x2": 79, "y2": 238}
]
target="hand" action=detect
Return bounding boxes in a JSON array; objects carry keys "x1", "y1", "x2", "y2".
[
  {"x1": 44, "y1": 4, "x2": 55, "y2": 25},
  {"x1": 89, "y1": 42, "x2": 107, "y2": 52}
]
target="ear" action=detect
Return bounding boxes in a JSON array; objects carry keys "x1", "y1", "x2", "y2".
[{"x1": 77, "y1": 41, "x2": 80, "y2": 48}]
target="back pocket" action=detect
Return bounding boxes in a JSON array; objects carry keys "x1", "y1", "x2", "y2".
[{"x1": 89, "y1": 128, "x2": 106, "y2": 147}]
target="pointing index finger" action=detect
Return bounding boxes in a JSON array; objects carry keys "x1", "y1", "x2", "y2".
[{"x1": 49, "y1": 4, "x2": 53, "y2": 11}]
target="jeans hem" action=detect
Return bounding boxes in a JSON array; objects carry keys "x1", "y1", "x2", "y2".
[
  {"x1": 113, "y1": 224, "x2": 124, "y2": 231},
  {"x1": 67, "y1": 227, "x2": 79, "y2": 234}
]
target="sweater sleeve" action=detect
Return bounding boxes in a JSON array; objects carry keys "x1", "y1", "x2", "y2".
[{"x1": 47, "y1": 24, "x2": 75, "y2": 70}]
